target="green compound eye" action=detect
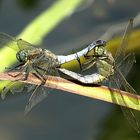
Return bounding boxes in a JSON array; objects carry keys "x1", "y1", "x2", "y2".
[
  {"x1": 97, "y1": 47, "x2": 104, "y2": 55},
  {"x1": 95, "y1": 46, "x2": 105, "y2": 56},
  {"x1": 16, "y1": 50, "x2": 28, "y2": 62}
]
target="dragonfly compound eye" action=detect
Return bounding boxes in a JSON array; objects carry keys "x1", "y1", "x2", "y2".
[
  {"x1": 95, "y1": 46, "x2": 105, "y2": 56},
  {"x1": 16, "y1": 50, "x2": 28, "y2": 62},
  {"x1": 98, "y1": 47, "x2": 104, "y2": 55}
]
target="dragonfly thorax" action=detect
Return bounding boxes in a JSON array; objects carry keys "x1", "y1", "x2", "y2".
[{"x1": 97, "y1": 52, "x2": 115, "y2": 78}]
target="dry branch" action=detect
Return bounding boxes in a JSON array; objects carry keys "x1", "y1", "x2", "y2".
[{"x1": 0, "y1": 72, "x2": 140, "y2": 111}]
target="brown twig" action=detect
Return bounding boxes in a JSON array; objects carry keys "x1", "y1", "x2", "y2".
[{"x1": 0, "y1": 71, "x2": 140, "y2": 111}]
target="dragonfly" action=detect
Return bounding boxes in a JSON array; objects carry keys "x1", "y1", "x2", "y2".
[
  {"x1": 0, "y1": 33, "x2": 61, "y2": 114},
  {"x1": 59, "y1": 19, "x2": 140, "y2": 133},
  {"x1": 0, "y1": 32, "x2": 106, "y2": 114}
]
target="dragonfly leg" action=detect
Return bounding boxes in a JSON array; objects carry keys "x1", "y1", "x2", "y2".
[
  {"x1": 6, "y1": 63, "x2": 29, "y2": 80},
  {"x1": 7, "y1": 71, "x2": 29, "y2": 81},
  {"x1": 32, "y1": 65, "x2": 49, "y2": 84},
  {"x1": 32, "y1": 71, "x2": 46, "y2": 85},
  {"x1": 75, "y1": 51, "x2": 97, "y2": 71},
  {"x1": 82, "y1": 60, "x2": 96, "y2": 71},
  {"x1": 5, "y1": 62, "x2": 25, "y2": 71}
]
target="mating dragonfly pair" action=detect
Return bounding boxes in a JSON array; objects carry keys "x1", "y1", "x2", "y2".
[{"x1": 0, "y1": 19, "x2": 139, "y2": 133}]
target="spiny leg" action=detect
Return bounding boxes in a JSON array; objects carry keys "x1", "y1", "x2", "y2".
[
  {"x1": 7, "y1": 63, "x2": 29, "y2": 81},
  {"x1": 75, "y1": 50, "x2": 97, "y2": 72},
  {"x1": 82, "y1": 60, "x2": 96, "y2": 71}
]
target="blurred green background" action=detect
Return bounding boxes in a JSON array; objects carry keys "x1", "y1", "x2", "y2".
[{"x1": 0, "y1": 0, "x2": 140, "y2": 140}]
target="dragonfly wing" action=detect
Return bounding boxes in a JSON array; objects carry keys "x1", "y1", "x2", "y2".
[
  {"x1": 24, "y1": 57, "x2": 62, "y2": 115},
  {"x1": 1, "y1": 81, "x2": 24, "y2": 100},
  {"x1": 17, "y1": 39, "x2": 35, "y2": 50},
  {"x1": 24, "y1": 85, "x2": 48, "y2": 115},
  {"x1": 114, "y1": 52, "x2": 138, "y2": 102},
  {"x1": 111, "y1": 76, "x2": 140, "y2": 133},
  {"x1": 115, "y1": 19, "x2": 133, "y2": 64},
  {"x1": 0, "y1": 32, "x2": 19, "y2": 51},
  {"x1": 24, "y1": 63, "x2": 55, "y2": 115},
  {"x1": 116, "y1": 68, "x2": 139, "y2": 98},
  {"x1": 0, "y1": 32, "x2": 35, "y2": 51},
  {"x1": 117, "y1": 52, "x2": 136, "y2": 78}
]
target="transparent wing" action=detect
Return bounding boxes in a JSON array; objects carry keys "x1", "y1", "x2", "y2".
[
  {"x1": 111, "y1": 74, "x2": 140, "y2": 133},
  {"x1": 17, "y1": 38, "x2": 35, "y2": 50},
  {"x1": 113, "y1": 51, "x2": 138, "y2": 103},
  {"x1": 24, "y1": 85, "x2": 48, "y2": 115},
  {"x1": 116, "y1": 68, "x2": 139, "y2": 104},
  {"x1": 115, "y1": 19, "x2": 133, "y2": 64},
  {"x1": 109, "y1": 45, "x2": 140, "y2": 133},
  {"x1": 117, "y1": 52, "x2": 136, "y2": 78},
  {"x1": 24, "y1": 60, "x2": 60, "y2": 115},
  {"x1": 1, "y1": 81, "x2": 25, "y2": 100},
  {"x1": 0, "y1": 32, "x2": 35, "y2": 51},
  {"x1": 24, "y1": 71, "x2": 47, "y2": 115},
  {"x1": 0, "y1": 32, "x2": 19, "y2": 51}
]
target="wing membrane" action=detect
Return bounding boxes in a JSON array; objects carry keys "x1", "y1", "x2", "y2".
[
  {"x1": 117, "y1": 52, "x2": 136, "y2": 78},
  {"x1": 111, "y1": 75, "x2": 140, "y2": 133},
  {"x1": 116, "y1": 68, "x2": 139, "y2": 104},
  {"x1": 24, "y1": 85, "x2": 48, "y2": 115},
  {"x1": 115, "y1": 19, "x2": 133, "y2": 64},
  {"x1": 0, "y1": 32, "x2": 35, "y2": 51},
  {"x1": 17, "y1": 39, "x2": 35, "y2": 50},
  {"x1": 0, "y1": 32, "x2": 19, "y2": 51},
  {"x1": 109, "y1": 19, "x2": 140, "y2": 132}
]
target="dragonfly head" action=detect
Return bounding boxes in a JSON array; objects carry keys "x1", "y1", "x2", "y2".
[
  {"x1": 16, "y1": 50, "x2": 28, "y2": 63},
  {"x1": 94, "y1": 40, "x2": 106, "y2": 57},
  {"x1": 94, "y1": 40, "x2": 107, "y2": 59},
  {"x1": 84, "y1": 40, "x2": 107, "y2": 60},
  {"x1": 95, "y1": 46, "x2": 106, "y2": 56},
  {"x1": 95, "y1": 46, "x2": 115, "y2": 64}
]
